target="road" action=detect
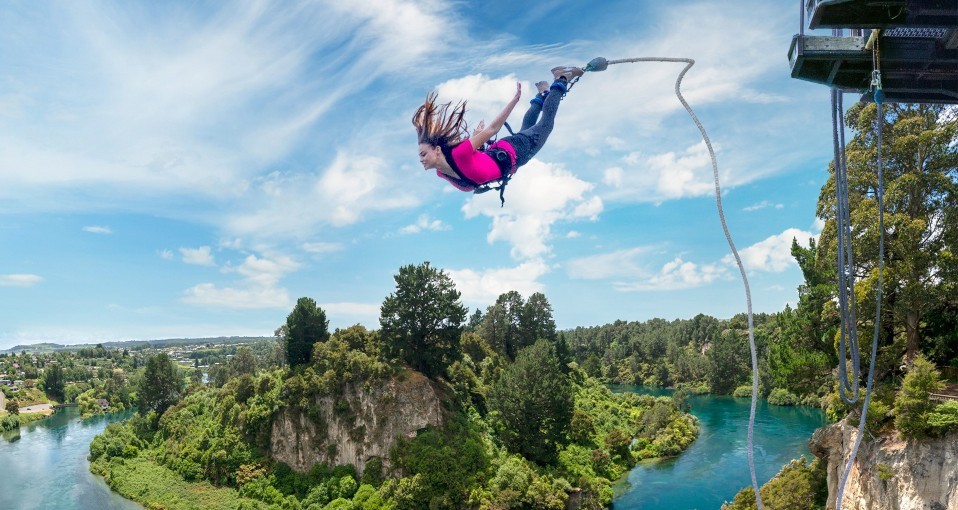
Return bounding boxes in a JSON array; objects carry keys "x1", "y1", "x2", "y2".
[{"x1": 18, "y1": 403, "x2": 53, "y2": 414}]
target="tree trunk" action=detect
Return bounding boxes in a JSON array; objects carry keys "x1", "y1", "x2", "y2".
[{"x1": 904, "y1": 309, "x2": 920, "y2": 364}]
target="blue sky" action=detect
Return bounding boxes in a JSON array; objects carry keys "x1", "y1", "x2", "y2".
[{"x1": 0, "y1": 0, "x2": 837, "y2": 349}]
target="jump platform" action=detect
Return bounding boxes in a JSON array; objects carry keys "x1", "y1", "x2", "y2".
[{"x1": 789, "y1": 0, "x2": 958, "y2": 104}]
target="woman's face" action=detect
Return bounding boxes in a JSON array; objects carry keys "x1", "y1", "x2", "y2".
[{"x1": 418, "y1": 143, "x2": 442, "y2": 170}]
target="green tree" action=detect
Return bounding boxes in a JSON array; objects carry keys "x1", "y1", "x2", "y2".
[
  {"x1": 136, "y1": 353, "x2": 182, "y2": 419},
  {"x1": 817, "y1": 103, "x2": 958, "y2": 363},
  {"x1": 489, "y1": 339, "x2": 573, "y2": 465},
  {"x1": 379, "y1": 262, "x2": 467, "y2": 378},
  {"x1": 894, "y1": 355, "x2": 943, "y2": 437},
  {"x1": 285, "y1": 297, "x2": 329, "y2": 369},
  {"x1": 481, "y1": 291, "x2": 526, "y2": 360},
  {"x1": 520, "y1": 292, "x2": 557, "y2": 345},
  {"x1": 42, "y1": 363, "x2": 65, "y2": 401},
  {"x1": 708, "y1": 327, "x2": 749, "y2": 395},
  {"x1": 5, "y1": 399, "x2": 18, "y2": 414},
  {"x1": 230, "y1": 346, "x2": 257, "y2": 376}
]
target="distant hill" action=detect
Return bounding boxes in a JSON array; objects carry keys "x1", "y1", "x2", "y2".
[{"x1": 1, "y1": 336, "x2": 274, "y2": 354}]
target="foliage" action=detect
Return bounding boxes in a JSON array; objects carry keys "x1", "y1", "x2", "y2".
[
  {"x1": 286, "y1": 297, "x2": 330, "y2": 369},
  {"x1": 876, "y1": 463, "x2": 894, "y2": 482},
  {"x1": 391, "y1": 419, "x2": 490, "y2": 508},
  {"x1": 0, "y1": 410, "x2": 46, "y2": 432},
  {"x1": 767, "y1": 388, "x2": 799, "y2": 406},
  {"x1": 927, "y1": 400, "x2": 958, "y2": 434},
  {"x1": 894, "y1": 355, "x2": 944, "y2": 438},
  {"x1": 379, "y1": 262, "x2": 466, "y2": 378},
  {"x1": 722, "y1": 456, "x2": 827, "y2": 510},
  {"x1": 489, "y1": 339, "x2": 573, "y2": 466},
  {"x1": 89, "y1": 454, "x2": 271, "y2": 510},
  {"x1": 478, "y1": 291, "x2": 558, "y2": 362},
  {"x1": 733, "y1": 385, "x2": 753, "y2": 398},
  {"x1": 42, "y1": 363, "x2": 65, "y2": 401},
  {"x1": 137, "y1": 353, "x2": 184, "y2": 419},
  {"x1": 819, "y1": 103, "x2": 958, "y2": 363}
]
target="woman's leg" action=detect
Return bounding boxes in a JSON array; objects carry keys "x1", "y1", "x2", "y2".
[
  {"x1": 519, "y1": 82, "x2": 551, "y2": 131},
  {"x1": 515, "y1": 80, "x2": 565, "y2": 160},
  {"x1": 519, "y1": 100, "x2": 542, "y2": 132}
]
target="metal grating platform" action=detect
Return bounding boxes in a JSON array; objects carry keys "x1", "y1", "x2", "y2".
[
  {"x1": 788, "y1": 33, "x2": 958, "y2": 104},
  {"x1": 805, "y1": 0, "x2": 958, "y2": 29}
]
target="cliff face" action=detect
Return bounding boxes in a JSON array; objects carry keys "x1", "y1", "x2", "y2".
[
  {"x1": 809, "y1": 420, "x2": 958, "y2": 510},
  {"x1": 269, "y1": 369, "x2": 446, "y2": 475}
]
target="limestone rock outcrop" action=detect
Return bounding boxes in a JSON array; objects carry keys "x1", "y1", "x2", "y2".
[
  {"x1": 269, "y1": 369, "x2": 447, "y2": 475},
  {"x1": 810, "y1": 419, "x2": 958, "y2": 510}
]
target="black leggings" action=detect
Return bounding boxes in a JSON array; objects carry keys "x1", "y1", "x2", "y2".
[{"x1": 502, "y1": 83, "x2": 563, "y2": 168}]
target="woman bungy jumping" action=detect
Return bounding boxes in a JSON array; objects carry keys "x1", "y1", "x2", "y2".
[{"x1": 413, "y1": 66, "x2": 584, "y2": 205}]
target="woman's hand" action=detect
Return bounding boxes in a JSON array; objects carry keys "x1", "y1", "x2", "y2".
[
  {"x1": 472, "y1": 120, "x2": 485, "y2": 137},
  {"x1": 470, "y1": 82, "x2": 523, "y2": 151}
]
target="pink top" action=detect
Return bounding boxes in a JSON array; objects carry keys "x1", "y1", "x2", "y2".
[{"x1": 436, "y1": 139, "x2": 517, "y2": 191}]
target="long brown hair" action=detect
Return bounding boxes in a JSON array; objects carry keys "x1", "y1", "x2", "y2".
[{"x1": 412, "y1": 91, "x2": 469, "y2": 148}]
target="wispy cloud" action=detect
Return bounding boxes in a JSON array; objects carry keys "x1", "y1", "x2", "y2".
[
  {"x1": 565, "y1": 247, "x2": 654, "y2": 280},
  {"x1": 159, "y1": 249, "x2": 174, "y2": 260},
  {"x1": 0, "y1": 274, "x2": 43, "y2": 287},
  {"x1": 301, "y1": 241, "x2": 344, "y2": 254},
  {"x1": 82, "y1": 226, "x2": 113, "y2": 234},
  {"x1": 743, "y1": 200, "x2": 784, "y2": 212},
  {"x1": 399, "y1": 214, "x2": 450, "y2": 235},
  {"x1": 180, "y1": 246, "x2": 215, "y2": 267}
]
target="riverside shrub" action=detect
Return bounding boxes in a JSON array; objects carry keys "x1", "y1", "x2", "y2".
[
  {"x1": 894, "y1": 355, "x2": 943, "y2": 438},
  {"x1": 767, "y1": 388, "x2": 799, "y2": 406}
]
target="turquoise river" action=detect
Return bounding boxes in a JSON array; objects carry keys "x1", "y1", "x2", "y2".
[
  {"x1": 0, "y1": 388, "x2": 824, "y2": 510},
  {"x1": 612, "y1": 386, "x2": 825, "y2": 509}
]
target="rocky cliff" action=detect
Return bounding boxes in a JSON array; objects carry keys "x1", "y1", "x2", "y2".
[
  {"x1": 269, "y1": 369, "x2": 447, "y2": 475},
  {"x1": 809, "y1": 419, "x2": 958, "y2": 510}
]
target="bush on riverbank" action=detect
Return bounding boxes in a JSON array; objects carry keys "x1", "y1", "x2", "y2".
[
  {"x1": 767, "y1": 389, "x2": 799, "y2": 406},
  {"x1": 0, "y1": 411, "x2": 47, "y2": 432},
  {"x1": 721, "y1": 456, "x2": 827, "y2": 510}
]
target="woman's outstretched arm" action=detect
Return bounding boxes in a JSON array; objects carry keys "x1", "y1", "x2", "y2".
[{"x1": 470, "y1": 82, "x2": 522, "y2": 150}]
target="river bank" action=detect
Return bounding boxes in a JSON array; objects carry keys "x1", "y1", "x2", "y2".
[
  {"x1": 0, "y1": 407, "x2": 141, "y2": 510},
  {"x1": 611, "y1": 386, "x2": 826, "y2": 509}
]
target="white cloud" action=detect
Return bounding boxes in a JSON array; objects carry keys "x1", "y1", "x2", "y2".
[
  {"x1": 448, "y1": 259, "x2": 550, "y2": 307},
  {"x1": 180, "y1": 246, "x2": 215, "y2": 267},
  {"x1": 723, "y1": 228, "x2": 813, "y2": 273},
  {"x1": 82, "y1": 225, "x2": 113, "y2": 234},
  {"x1": 320, "y1": 302, "x2": 381, "y2": 319},
  {"x1": 159, "y1": 249, "x2": 174, "y2": 260},
  {"x1": 0, "y1": 274, "x2": 43, "y2": 287},
  {"x1": 301, "y1": 242, "x2": 344, "y2": 254},
  {"x1": 602, "y1": 141, "x2": 718, "y2": 202},
  {"x1": 617, "y1": 257, "x2": 728, "y2": 291},
  {"x1": 224, "y1": 153, "x2": 419, "y2": 239},
  {"x1": 182, "y1": 251, "x2": 300, "y2": 309},
  {"x1": 399, "y1": 214, "x2": 450, "y2": 235},
  {"x1": 0, "y1": 0, "x2": 457, "y2": 226},
  {"x1": 434, "y1": 74, "x2": 528, "y2": 126},
  {"x1": 811, "y1": 217, "x2": 825, "y2": 233},
  {"x1": 565, "y1": 247, "x2": 653, "y2": 280},
  {"x1": 462, "y1": 159, "x2": 601, "y2": 259},
  {"x1": 181, "y1": 283, "x2": 289, "y2": 310},
  {"x1": 743, "y1": 200, "x2": 783, "y2": 212},
  {"x1": 566, "y1": 231, "x2": 581, "y2": 239}
]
